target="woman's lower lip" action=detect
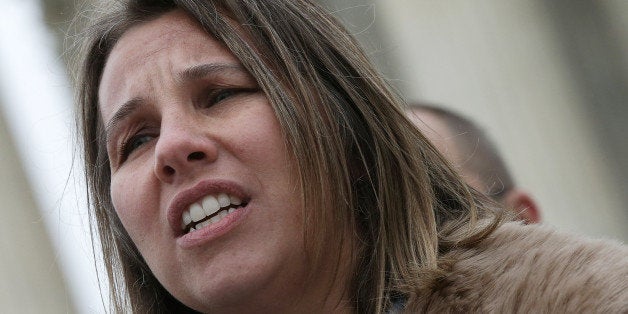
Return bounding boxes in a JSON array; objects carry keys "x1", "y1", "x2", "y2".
[{"x1": 177, "y1": 204, "x2": 250, "y2": 248}]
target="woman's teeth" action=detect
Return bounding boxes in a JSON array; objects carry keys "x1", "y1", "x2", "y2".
[{"x1": 181, "y1": 193, "x2": 243, "y2": 233}]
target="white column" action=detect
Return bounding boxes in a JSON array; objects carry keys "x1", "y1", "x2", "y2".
[{"x1": 0, "y1": 1, "x2": 105, "y2": 312}]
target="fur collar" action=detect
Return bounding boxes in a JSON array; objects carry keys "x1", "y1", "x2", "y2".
[{"x1": 407, "y1": 222, "x2": 628, "y2": 313}]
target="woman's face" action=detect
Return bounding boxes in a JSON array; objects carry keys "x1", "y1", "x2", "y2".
[{"x1": 98, "y1": 10, "x2": 330, "y2": 312}]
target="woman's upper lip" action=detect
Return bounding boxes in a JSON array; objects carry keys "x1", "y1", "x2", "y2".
[{"x1": 167, "y1": 180, "x2": 249, "y2": 236}]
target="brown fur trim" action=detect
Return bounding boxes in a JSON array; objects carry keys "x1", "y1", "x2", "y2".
[{"x1": 408, "y1": 222, "x2": 628, "y2": 313}]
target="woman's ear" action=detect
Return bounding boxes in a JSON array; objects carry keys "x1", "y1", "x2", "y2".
[{"x1": 503, "y1": 189, "x2": 541, "y2": 224}]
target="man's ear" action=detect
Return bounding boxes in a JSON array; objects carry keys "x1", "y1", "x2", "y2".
[{"x1": 503, "y1": 189, "x2": 541, "y2": 224}]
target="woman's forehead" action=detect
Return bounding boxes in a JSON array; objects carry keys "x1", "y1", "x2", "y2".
[
  {"x1": 98, "y1": 10, "x2": 239, "y2": 121},
  {"x1": 103, "y1": 10, "x2": 221, "y2": 77}
]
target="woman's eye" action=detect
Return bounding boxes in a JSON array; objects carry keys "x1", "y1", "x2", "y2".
[
  {"x1": 213, "y1": 90, "x2": 236, "y2": 103},
  {"x1": 121, "y1": 134, "x2": 154, "y2": 159},
  {"x1": 205, "y1": 88, "x2": 257, "y2": 108}
]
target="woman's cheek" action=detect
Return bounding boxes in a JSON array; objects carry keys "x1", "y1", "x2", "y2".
[{"x1": 110, "y1": 164, "x2": 159, "y2": 243}]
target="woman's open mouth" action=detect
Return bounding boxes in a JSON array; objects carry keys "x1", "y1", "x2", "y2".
[{"x1": 181, "y1": 193, "x2": 248, "y2": 234}]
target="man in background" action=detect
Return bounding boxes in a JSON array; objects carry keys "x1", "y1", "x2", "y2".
[{"x1": 407, "y1": 104, "x2": 540, "y2": 223}]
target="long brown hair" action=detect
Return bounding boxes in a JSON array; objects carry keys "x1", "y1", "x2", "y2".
[{"x1": 73, "y1": 0, "x2": 503, "y2": 312}]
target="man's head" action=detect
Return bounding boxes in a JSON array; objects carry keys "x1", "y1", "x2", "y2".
[{"x1": 407, "y1": 104, "x2": 540, "y2": 223}]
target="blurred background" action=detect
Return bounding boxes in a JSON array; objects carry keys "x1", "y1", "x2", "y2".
[{"x1": 1, "y1": 0, "x2": 626, "y2": 312}]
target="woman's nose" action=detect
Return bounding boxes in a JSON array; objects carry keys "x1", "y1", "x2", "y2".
[{"x1": 153, "y1": 124, "x2": 218, "y2": 183}]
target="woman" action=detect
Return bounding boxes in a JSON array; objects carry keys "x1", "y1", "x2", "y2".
[{"x1": 75, "y1": 0, "x2": 627, "y2": 313}]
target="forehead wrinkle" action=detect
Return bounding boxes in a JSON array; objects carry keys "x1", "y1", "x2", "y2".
[{"x1": 176, "y1": 63, "x2": 246, "y2": 85}]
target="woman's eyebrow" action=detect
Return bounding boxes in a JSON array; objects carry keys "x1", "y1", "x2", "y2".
[
  {"x1": 177, "y1": 62, "x2": 246, "y2": 84},
  {"x1": 105, "y1": 97, "x2": 144, "y2": 141}
]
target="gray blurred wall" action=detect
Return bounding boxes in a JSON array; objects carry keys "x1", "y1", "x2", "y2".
[{"x1": 321, "y1": 0, "x2": 628, "y2": 240}]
